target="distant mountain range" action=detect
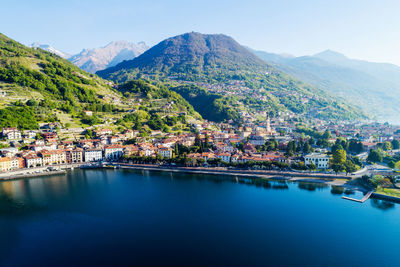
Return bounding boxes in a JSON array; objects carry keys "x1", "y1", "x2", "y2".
[
  {"x1": 30, "y1": 41, "x2": 149, "y2": 73},
  {"x1": 29, "y1": 42, "x2": 71, "y2": 59},
  {"x1": 251, "y1": 49, "x2": 400, "y2": 124},
  {"x1": 69, "y1": 41, "x2": 148, "y2": 73},
  {"x1": 97, "y1": 32, "x2": 365, "y2": 122}
]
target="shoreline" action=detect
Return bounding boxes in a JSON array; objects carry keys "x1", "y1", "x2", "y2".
[
  {"x1": 0, "y1": 170, "x2": 67, "y2": 181},
  {"x1": 117, "y1": 163, "x2": 354, "y2": 179},
  {"x1": 117, "y1": 164, "x2": 350, "y2": 183},
  {"x1": 116, "y1": 164, "x2": 400, "y2": 203},
  {"x1": 0, "y1": 162, "x2": 99, "y2": 181},
  {"x1": 0, "y1": 162, "x2": 399, "y2": 203},
  {"x1": 0, "y1": 162, "x2": 353, "y2": 181},
  {"x1": 117, "y1": 164, "x2": 360, "y2": 190}
]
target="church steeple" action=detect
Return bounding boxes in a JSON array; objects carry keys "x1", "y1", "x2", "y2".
[{"x1": 266, "y1": 114, "x2": 271, "y2": 133}]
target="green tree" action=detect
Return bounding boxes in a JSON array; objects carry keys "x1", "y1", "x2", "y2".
[
  {"x1": 322, "y1": 130, "x2": 332, "y2": 139},
  {"x1": 307, "y1": 162, "x2": 317, "y2": 171},
  {"x1": 344, "y1": 160, "x2": 358, "y2": 174},
  {"x1": 394, "y1": 161, "x2": 400, "y2": 169},
  {"x1": 331, "y1": 143, "x2": 344, "y2": 154},
  {"x1": 383, "y1": 141, "x2": 392, "y2": 151},
  {"x1": 316, "y1": 139, "x2": 330, "y2": 148},
  {"x1": 369, "y1": 175, "x2": 385, "y2": 188},
  {"x1": 204, "y1": 134, "x2": 210, "y2": 149},
  {"x1": 388, "y1": 160, "x2": 395, "y2": 169},
  {"x1": 308, "y1": 137, "x2": 315, "y2": 145},
  {"x1": 332, "y1": 163, "x2": 345, "y2": 175},
  {"x1": 26, "y1": 99, "x2": 38, "y2": 106},
  {"x1": 391, "y1": 139, "x2": 400, "y2": 150},
  {"x1": 367, "y1": 149, "x2": 383, "y2": 163},
  {"x1": 332, "y1": 149, "x2": 346, "y2": 165},
  {"x1": 197, "y1": 158, "x2": 205, "y2": 166},
  {"x1": 348, "y1": 139, "x2": 364, "y2": 154},
  {"x1": 285, "y1": 141, "x2": 297, "y2": 157},
  {"x1": 303, "y1": 142, "x2": 312, "y2": 154}
]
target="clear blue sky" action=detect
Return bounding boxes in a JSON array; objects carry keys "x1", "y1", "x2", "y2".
[{"x1": 2, "y1": 0, "x2": 400, "y2": 65}]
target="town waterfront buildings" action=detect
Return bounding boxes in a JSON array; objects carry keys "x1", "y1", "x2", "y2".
[{"x1": 0, "y1": 118, "x2": 398, "y2": 174}]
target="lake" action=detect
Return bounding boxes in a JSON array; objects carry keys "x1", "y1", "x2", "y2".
[{"x1": 0, "y1": 169, "x2": 399, "y2": 266}]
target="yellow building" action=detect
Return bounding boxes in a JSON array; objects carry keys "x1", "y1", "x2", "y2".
[
  {"x1": 0, "y1": 157, "x2": 12, "y2": 172},
  {"x1": 0, "y1": 157, "x2": 19, "y2": 172},
  {"x1": 41, "y1": 150, "x2": 67, "y2": 165}
]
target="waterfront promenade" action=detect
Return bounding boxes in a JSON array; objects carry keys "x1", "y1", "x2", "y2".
[
  {"x1": 0, "y1": 162, "x2": 355, "y2": 181},
  {"x1": 116, "y1": 163, "x2": 354, "y2": 180},
  {"x1": 0, "y1": 162, "x2": 100, "y2": 180}
]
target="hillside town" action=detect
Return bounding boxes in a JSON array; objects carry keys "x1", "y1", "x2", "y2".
[{"x1": 0, "y1": 115, "x2": 399, "y2": 177}]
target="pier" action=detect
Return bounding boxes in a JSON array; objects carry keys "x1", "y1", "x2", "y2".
[{"x1": 342, "y1": 191, "x2": 373, "y2": 203}]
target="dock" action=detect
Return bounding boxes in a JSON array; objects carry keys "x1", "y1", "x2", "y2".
[{"x1": 342, "y1": 191, "x2": 373, "y2": 203}]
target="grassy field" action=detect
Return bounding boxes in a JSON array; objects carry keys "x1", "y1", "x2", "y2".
[{"x1": 375, "y1": 187, "x2": 400, "y2": 198}]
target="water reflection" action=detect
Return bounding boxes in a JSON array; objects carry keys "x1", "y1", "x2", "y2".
[
  {"x1": 0, "y1": 169, "x2": 399, "y2": 267},
  {"x1": 0, "y1": 170, "x2": 115, "y2": 217},
  {"x1": 0, "y1": 169, "x2": 398, "y2": 216},
  {"x1": 298, "y1": 182, "x2": 329, "y2": 192},
  {"x1": 344, "y1": 189, "x2": 355, "y2": 195},
  {"x1": 244, "y1": 178, "x2": 289, "y2": 190},
  {"x1": 271, "y1": 180, "x2": 289, "y2": 190},
  {"x1": 144, "y1": 171, "x2": 291, "y2": 191},
  {"x1": 330, "y1": 186, "x2": 345, "y2": 195},
  {"x1": 370, "y1": 198, "x2": 395, "y2": 211}
]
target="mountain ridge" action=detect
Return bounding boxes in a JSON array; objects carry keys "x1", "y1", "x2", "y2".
[
  {"x1": 29, "y1": 42, "x2": 71, "y2": 59},
  {"x1": 97, "y1": 32, "x2": 366, "y2": 122},
  {"x1": 69, "y1": 40, "x2": 149, "y2": 73},
  {"x1": 251, "y1": 48, "x2": 400, "y2": 124},
  {"x1": 97, "y1": 32, "x2": 267, "y2": 81}
]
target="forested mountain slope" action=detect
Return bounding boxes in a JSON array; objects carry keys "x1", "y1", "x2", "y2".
[{"x1": 97, "y1": 32, "x2": 367, "y2": 122}]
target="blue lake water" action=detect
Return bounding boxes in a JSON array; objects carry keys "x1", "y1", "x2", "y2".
[{"x1": 0, "y1": 169, "x2": 399, "y2": 266}]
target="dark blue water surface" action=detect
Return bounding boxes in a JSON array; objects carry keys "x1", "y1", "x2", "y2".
[{"x1": 0, "y1": 169, "x2": 399, "y2": 266}]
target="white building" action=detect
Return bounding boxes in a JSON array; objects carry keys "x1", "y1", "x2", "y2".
[
  {"x1": 25, "y1": 131, "x2": 37, "y2": 139},
  {"x1": 158, "y1": 147, "x2": 173, "y2": 159},
  {"x1": 83, "y1": 110, "x2": 93, "y2": 116},
  {"x1": 6, "y1": 130, "x2": 22, "y2": 140},
  {"x1": 217, "y1": 152, "x2": 231, "y2": 163},
  {"x1": 84, "y1": 149, "x2": 103, "y2": 162},
  {"x1": 248, "y1": 135, "x2": 265, "y2": 146},
  {"x1": 104, "y1": 145, "x2": 124, "y2": 161},
  {"x1": 304, "y1": 153, "x2": 330, "y2": 169},
  {"x1": 95, "y1": 128, "x2": 112, "y2": 137},
  {"x1": 0, "y1": 147, "x2": 19, "y2": 157},
  {"x1": 25, "y1": 155, "x2": 43, "y2": 168},
  {"x1": 10, "y1": 157, "x2": 19, "y2": 169}
]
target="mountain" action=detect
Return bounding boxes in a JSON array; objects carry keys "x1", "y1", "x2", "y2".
[
  {"x1": 29, "y1": 42, "x2": 71, "y2": 59},
  {"x1": 0, "y1": 32, "x2": 200, "y2": 132},
  {"x1": 69, "y1": 41, "x2": 149, "y2": 73},
  {"x1": 97, "y1": 32, "x2": 366, "y2": 122},
  {"x1": 252, "y1": 49, "x2": 400, "y2": 124},
  {"x1": 97, "y1": 32, "x2": 268, "y2": 82},
  {"x1": 0, "y1": 33, "x2": 127, "y2": 128}
]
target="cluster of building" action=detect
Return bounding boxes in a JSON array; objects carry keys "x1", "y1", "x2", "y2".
[
  {"x1": 0, "y1": 127, "x2": 175, "y2": 172},
  {"x1": 0, "y1": 115, "x2": 399, "y2": 173}
]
